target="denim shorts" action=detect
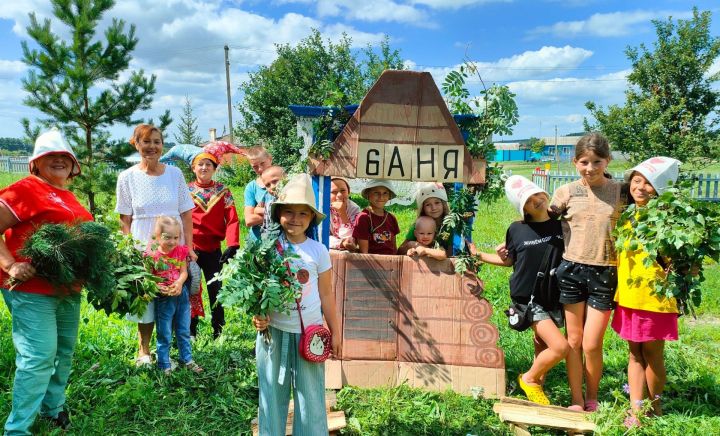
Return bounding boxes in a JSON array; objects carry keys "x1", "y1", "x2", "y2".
[{"x1": 556, "y1": 260, "x2": 617, "y2": 311}]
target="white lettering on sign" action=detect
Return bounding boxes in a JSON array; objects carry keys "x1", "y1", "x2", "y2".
[{"x1": 356, "y1": 142, "x2": 464, "y2": 182}]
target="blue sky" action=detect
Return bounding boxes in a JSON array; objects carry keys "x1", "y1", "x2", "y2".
[{"x1": 0, "y1": 0, "x2": 718, "y2": 142}]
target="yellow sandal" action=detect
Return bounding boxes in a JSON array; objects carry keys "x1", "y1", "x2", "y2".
[{"x1": 518, "y1": 374, "x2": 550, "y2": 405}]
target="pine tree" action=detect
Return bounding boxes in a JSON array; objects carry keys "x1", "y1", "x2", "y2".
[
  {"x1": 174, "y1": 96, "x2": 202, "y2": 145},
  {"x1": 21, "y1": 0, "x2": 157, "y2": 215}
]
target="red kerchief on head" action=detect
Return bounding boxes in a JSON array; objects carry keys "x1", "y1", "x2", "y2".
[{"x1": 203, "y1": 141, "x2": 245, "y2": 164}]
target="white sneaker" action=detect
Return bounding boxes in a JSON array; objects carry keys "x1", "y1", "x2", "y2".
[{"x1": 135, "y1": 355, "x2": 152, "y2": 367}]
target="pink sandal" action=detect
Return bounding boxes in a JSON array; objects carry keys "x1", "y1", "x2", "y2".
[
  {"x1": 584, "y1": 399, "x2": 599, "y2": 412},
  {"x1": 624, "y1": 412, "x2": 641, "y2": 428}
]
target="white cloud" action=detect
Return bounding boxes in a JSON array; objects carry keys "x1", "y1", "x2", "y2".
[
  {"x1": 530, "y1": 9, "x2": 693, "y2": 38},
  {"x1": 508, "y1": 69, "x2": 630, "y2": 105},
  {"x1": 0, "y1": 60, "x2": 26, "y2": 79},
  {"x1": 410, "y1": 0, "x2": 511, "y2": 9},
  {"x1": 417, "y1": 45, "x2": 594, "y2": 86},
  {"x1": 316, "y1": 0, "x2": 429, "y2": 25}
]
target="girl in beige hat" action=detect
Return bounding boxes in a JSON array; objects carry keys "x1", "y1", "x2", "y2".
[{"x1": 251, "y1": 174, "x2": 341, "y2": 436}]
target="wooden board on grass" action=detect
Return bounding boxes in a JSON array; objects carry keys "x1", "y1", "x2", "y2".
[
  {"x1": 251, "y1": 392, "x2": 346, "y2": 435},
  {"x1": 493, "y1": 397, "x2": 595, "y2": 434}
]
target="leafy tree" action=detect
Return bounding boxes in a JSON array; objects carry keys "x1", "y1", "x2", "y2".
[
  {"x1": 0, "y1": 137, "x2": 32, "y2": 153},
  {"x1": 527, "y1": 137, "x2": 546, "y2": 154},
  {"x1": 21, "y1": 0, "x2": 157, "y2": 215},
  {"x1": 585, "y1": 8, "x2": 720, "y2": 167},
  {"x1": 237, "y1": 29, "x2": 404, "y2": 168},
  {"x1": 174, "y1": 96, "x2": 202, "y2": 145}
]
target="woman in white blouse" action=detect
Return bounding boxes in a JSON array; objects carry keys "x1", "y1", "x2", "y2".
[{"x1": 115, "y1": 124, "x2": 196, "y2": 366}]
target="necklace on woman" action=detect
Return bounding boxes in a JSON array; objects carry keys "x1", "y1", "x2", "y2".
[{"x1": 367, "y1": 208, "x2": 388, "y2": 234}]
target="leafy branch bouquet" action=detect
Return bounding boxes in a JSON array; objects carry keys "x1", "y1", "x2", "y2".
[
  {"x1": 8, "y1": 220, "x2": 164, "y2": 317},
  {"x1": 437, "y1": 185, "x2": 483, "y2": 275},
  {"x1": 210, "y1": 231, "x2": 302, "y2": 342},
  {"x1": 94, "y1": 231, "x2": 164, "y2": 317},
  {"x1": 614, "y1": 179, "x2": 720, "y2": 314}
]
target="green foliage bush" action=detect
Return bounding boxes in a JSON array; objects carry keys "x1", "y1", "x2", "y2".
[{"x1": 216, "y1": 158, "x2": 256, "y2": 189}]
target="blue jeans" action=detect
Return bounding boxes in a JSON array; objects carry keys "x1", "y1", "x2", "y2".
[
  {"x1": 154, "y1": 285, "x2": 192, "y2": 370},
  {"x1": 2, "y1": 290, "x2": 81, "y2": 436},
  {"x1": 256, "y1": 326, "x2": 327, "y2": 436}
]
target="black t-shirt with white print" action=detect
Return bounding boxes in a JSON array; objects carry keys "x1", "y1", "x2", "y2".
[{"x1": 505, "y1": 219, "x2": 564, "y2": 304}]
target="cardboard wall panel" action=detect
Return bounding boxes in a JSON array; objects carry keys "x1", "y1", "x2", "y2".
[
  {"x1": 341, "y1": 254, "x2": 401, "y2": 360},
  {"x1": 328, "y1": 252, "x2": 506, "y2": 393},
  {"x1": 396, "y1": 256, "x2": 504, "y2": 368}
]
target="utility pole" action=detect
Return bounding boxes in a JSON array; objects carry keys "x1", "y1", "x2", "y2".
[
  {"x1": 224, "y1": 45, "x2": 233, "y2": 143},
  {"x1": 554, "y1": 125, "x2": 559, "y2": 172}
]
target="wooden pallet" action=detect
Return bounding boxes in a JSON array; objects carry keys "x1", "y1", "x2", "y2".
[
  {"x1": 493, "y1": 397, "x2": 596, "y2": 435},
  {"x1": 251, "y1": 391, "x2": 346, "y2": 435}
]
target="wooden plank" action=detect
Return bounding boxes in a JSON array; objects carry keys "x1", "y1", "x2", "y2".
[
  {"x1": 509, "y1": 423, "x2": 531, "y2": 436},
  {"x1": 493, "y1": 397, "x2": 595, "y2": 433},
  {"x1": 251, "y1": 392, "x2": 345, "y2": 435}
]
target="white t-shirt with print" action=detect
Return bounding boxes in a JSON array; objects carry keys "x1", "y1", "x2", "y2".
[{"x1": 269, "y1": 237, "x2": 332, "y2": 334}]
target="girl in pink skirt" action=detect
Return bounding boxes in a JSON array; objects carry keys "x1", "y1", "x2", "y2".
[{"x1": 611, "y1": 156, "x2": 682, "y2": 427}]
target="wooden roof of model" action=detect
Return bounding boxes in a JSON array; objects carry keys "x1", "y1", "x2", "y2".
[{"x1": 309, "y1": 69, "x2": 486, "y2": 184}]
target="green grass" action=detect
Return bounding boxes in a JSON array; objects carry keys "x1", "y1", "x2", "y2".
[{"x1": 1, "y1": 174, "x2": 719, "y2": 435}]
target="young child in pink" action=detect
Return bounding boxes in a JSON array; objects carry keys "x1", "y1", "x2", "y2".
[{"x1": 146, "y1": 216, "x2": 202, "y2": 374}]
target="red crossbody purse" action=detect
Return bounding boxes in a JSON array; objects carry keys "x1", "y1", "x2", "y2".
[{"x1": 276, "y1": 240, "x2": 332, "y2": 363}]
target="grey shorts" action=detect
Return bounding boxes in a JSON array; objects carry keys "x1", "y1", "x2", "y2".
[{"x1": 530, "y1": 304, "x2": 565, "y2": 328}]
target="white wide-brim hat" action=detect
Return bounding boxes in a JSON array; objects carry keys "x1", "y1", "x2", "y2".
[
  {"x1": 624, "y1": 156, "x2": 681, "y2": 194},
  {"x1": 361, "y1": 179, "x2": 396, "y2": 200},
  {"x1": 414, "y1": 182, "x2": 448, "y2": 213},
  {"x1": 29, "y1": 128, "x2": 81, "y2": 177},
  {"x1": 504, "y1": 175, "x2": 547, "y2": 215},
  {"x1": 271, "y1": 173, "x2": 326, "y2": 225}
]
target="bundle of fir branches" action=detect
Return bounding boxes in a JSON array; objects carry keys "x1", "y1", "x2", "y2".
[
  {"x1": 614, "y1": 179, "x2": 720, "y2": 314},
  {"x1": 210, "y1": 227, "x2": 302, "y2": 342},
  {"x1": 10, "y1": 221, "x2": 114, "y2": 294},
  {"x1": 10, "y1": 221, "x2": 162, "y2": 317}
]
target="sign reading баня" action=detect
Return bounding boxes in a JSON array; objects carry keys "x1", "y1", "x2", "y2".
[
  {"x1": 357, "y1": 143, "x2": 464, "y2": 182},
  {"x1": 309, "y1": 70, "x2": 485, "y2": 184}
]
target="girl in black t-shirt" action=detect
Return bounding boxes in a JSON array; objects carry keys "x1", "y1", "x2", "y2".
[{"x1": 472, "y1": 176, "x2": 568, "y2": 406}]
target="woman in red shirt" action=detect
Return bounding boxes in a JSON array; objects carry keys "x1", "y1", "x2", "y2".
[{"x1": 0, "y1": 129, "x2": 92, "y2": 434}]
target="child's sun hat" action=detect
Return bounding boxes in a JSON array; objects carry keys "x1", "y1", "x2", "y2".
[
  {"x1": 504, "y1": 175, "x2": 547, "y2": 215},
  {"x1": 271, "y1": 173, "x2": 326, "y2": 225},
  {"x1": 361, "y1": 179, "x2": 396, "y2": 200},
  {"x1": 624, "y1": 156, "x2": 681, "y2": 194}
]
